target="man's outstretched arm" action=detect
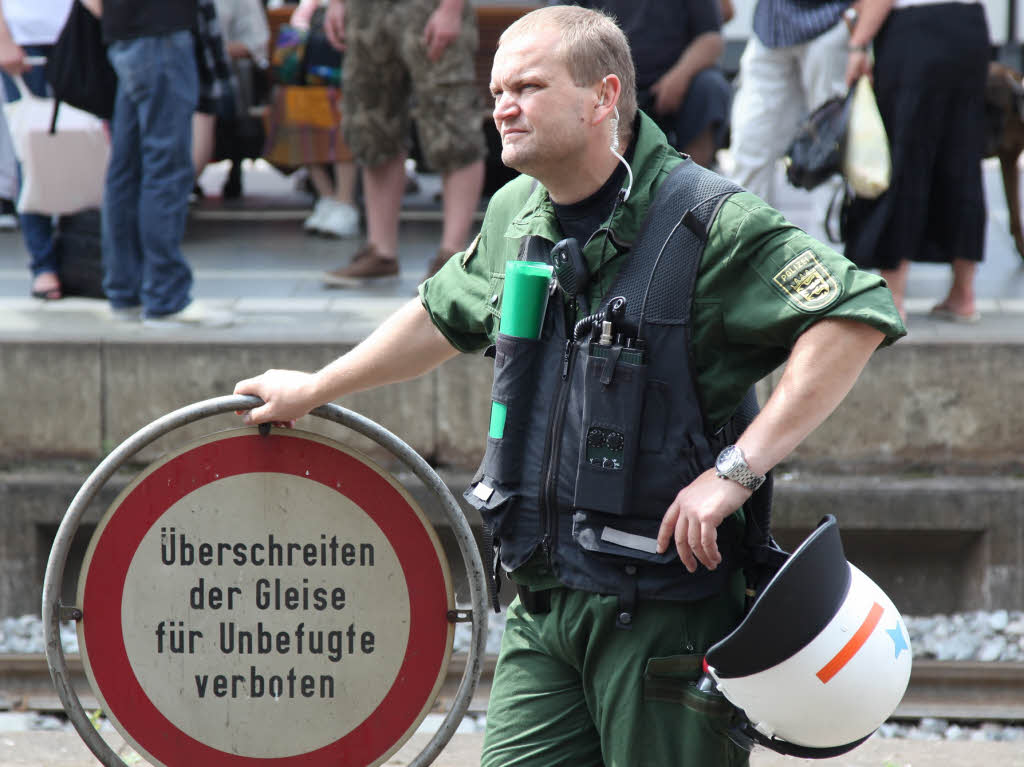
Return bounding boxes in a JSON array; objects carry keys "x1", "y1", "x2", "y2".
[{"x1": 234, "y1": 298, "x2": 460, "y2": 424}]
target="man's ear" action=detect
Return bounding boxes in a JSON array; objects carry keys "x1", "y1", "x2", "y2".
[{"x1": 594, "y1": 74, "x2": 622, "y2": 124}]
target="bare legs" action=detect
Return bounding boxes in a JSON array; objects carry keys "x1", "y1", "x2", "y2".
[
  {"x1": 362, "y1": 153, "x2": 484, "y2": 260},
  {"x1": 362, "y1": 154, "x2": 408, "y2": 261},
  {"x1": 309, "y1": 162, "x2": 358, "y2": 207},
  {"x1": 191, "y1": 112, "x2": 217, "y2": 179},
  {"x1": 439, "y1": 159, "x2": 484, "y2": 254},
  {"x1": 932, "y1": 258, "x2": 978, "y2": 319},
  {"x1": 880, "y1": 260, "x2": 910, "y2": 322},
  {"x1": 882, "y1": 258, "x2": 980, "y2": 323},
  {"x1": 323, "y1": 152, "x2": 483, "y2": 284}
]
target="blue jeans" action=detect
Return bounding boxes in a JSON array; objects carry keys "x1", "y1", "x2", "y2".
[
  {"x1": 638, "y1": 68, "x2": 732, "y2": 153},
  {"x1": 1, "y1": 45, "x2": 56, "y2": 278},
  {"x1": 102, "y1": 30, "x2": 197, "y2": 315}
]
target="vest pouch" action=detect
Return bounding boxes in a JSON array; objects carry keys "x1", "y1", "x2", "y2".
[
  {"x1": 571, "y1": 510, "x2": 677, "y2": 565},
  {"x1": 572, "y1": 343, "x2": 647, "y2": 516},
  {"x1": 478, "y1": 333, "x2": 544, "y2": 487}
]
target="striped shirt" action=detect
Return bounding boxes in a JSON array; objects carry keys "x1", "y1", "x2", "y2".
[{"x1": 753, "y1": 0, "x2": 850, "y2": 48}]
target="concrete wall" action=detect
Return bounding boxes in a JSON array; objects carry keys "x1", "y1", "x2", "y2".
[
  {"x1": 784, "y1": 342, "x2": 1024, "y2": 471},
  {"x1": 0, "y1": 340, "x2": 492, "y2": 467},
  {"x1": 3, "y1": 338, "x2": 1022, "y2": 472},
  {"x1": 3, "y1": 336, "x2": 1024, "y2": 618}
]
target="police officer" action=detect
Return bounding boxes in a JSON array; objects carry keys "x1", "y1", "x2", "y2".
[{"x1": 235, "y1": 6, "x2": 905, "y2": 764}]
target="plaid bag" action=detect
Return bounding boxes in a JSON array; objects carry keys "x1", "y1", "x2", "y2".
[
  {"x1": 261, "y1": 84, "x2": 353, "y2": 168},
  {"x1": 270, "y1": 25, "x2": 307, "y2": 86},
  {"x1": 270, "y1": 10, "x2": 342, "y2": 88}
]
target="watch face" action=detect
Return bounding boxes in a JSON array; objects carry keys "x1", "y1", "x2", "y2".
[{"x1": 717, "y1": 445, "x2": 741, "y2": 473}]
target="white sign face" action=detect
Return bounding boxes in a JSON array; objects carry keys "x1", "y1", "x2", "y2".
[
  {"x1": 77, "y1": 428, "x2": 454, "y2": 767},
  {"x1": 123, "y1": 473, "x2": 408, "y2": 756}
]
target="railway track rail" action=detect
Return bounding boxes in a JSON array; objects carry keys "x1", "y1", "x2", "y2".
[{"x1": 1, "y1": 655, "x2": 1022, "y2": 722}]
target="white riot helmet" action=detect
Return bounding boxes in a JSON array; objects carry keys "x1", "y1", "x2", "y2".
[{"x1": 703, "y1": 515, "x2": 912, "y2": 758}]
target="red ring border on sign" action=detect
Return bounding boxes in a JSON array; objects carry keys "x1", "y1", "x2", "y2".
[{"x1": 79, "y1": 431, "x2": 452, "y2": 766}]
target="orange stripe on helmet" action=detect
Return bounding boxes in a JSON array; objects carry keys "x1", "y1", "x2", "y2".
[{"x1": 816, "y1": 602, "x2": 884, "y2": 684}]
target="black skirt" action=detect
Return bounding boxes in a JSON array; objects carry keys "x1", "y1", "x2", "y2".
[{"x1": 844, "y1": 2, "x2": 989, "y2": 270}]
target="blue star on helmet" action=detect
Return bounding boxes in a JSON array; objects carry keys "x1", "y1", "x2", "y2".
[{"x1": 887, "y1": 623, "x2": 909, "y2": 659}]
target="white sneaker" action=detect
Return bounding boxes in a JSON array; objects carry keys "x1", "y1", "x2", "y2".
[
  {"x1": 303, "y1": 198, "x2": 330, "y2": 233},
  {"x1": 108, "y1": 304, "x2": 142, "y2": 322},
  {"x1": 143, "y1": 301, "x2": 234, "y2": 328},
  {"x1": 315, "y1": 199, "x2": 360, "y2": 239}
]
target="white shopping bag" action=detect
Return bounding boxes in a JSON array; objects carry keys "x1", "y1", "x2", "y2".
[
  {"x1": 842, "y1": 75, "x2": 891, "y2": 200},
  {"x1": 2, "y1": 75, "x2": 109, "y2": 215}
]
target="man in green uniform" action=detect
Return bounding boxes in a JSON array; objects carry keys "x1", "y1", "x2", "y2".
[{"x1": 236, "y1": 6, "x2": 904, "y2": 764}]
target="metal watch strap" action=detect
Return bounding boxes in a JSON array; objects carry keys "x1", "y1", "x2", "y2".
[
  {"x1": 723, "y1": 463, "x2": 765, "y2": 491},
  {"x1": 716, "y1": 445, "x2": 766, "y2": 491}
]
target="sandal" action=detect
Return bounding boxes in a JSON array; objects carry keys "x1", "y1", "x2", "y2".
[
  {"x1": 929, "y1": 305, "x2": 980, "y2": 324},
  {"x1": 31, "y1": 273, "x2": 62, "y2": 301}
]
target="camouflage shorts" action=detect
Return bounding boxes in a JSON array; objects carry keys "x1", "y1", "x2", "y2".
[{"x1": 342, "y1": 0, "x2": 486, "y2": 172}]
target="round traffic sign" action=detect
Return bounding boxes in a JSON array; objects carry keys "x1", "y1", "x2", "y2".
[{"x1": 76, "y1": 427, "x2": 454, "y2": 766}]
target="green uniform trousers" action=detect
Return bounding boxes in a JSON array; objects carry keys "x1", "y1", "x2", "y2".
[{"x1": 481, "y1": 581, "x2": 751, "y2": 767}]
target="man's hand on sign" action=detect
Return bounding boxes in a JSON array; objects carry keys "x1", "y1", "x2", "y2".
[
  {"x1": 233, "y1": 369, "x2": 320, "y2": 426},
  {"x1": 655, "y1": 468, "x2": 752, "y2": 573}
]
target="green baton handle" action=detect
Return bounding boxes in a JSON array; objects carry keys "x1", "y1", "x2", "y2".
[{"x1": 489, "y1": 260, "x2": 553, "y2": 438}]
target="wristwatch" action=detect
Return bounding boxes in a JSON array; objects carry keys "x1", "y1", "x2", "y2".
[
  {"x1": 715, "y1": 445, "x2": 766, "y2": 491},
  {"x1": 843, "y1": 6, "x2": 859, "y2": 31}
]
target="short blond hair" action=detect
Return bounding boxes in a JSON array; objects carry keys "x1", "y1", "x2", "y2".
[{"x1": 500, "y1": 6, "x2": 637, "y2": 139}]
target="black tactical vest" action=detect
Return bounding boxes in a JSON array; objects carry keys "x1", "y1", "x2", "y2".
[{"x1": 465, "y1": 161, "x2": 771, "y2": 615}]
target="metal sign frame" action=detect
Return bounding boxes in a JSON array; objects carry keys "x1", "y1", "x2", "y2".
[{"x1": 42, "y1": 395, "x2": 489, "y2": 767}]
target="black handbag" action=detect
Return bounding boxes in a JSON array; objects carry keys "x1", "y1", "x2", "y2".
[
  {"x1": 784, "y1": 92, "x2": 852, "y2": 191},
  {"x1": 53, "y1": 209, "x2": 106, "y2": 299},
  {"x1": 303, "y1": 9, "x2": 342, "y2": 86},
  {"x1": 45, "y1": 1, "x2": 117, "y2": 120}
]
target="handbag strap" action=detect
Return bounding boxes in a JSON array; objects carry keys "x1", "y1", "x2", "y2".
[
  {"x1": 10, "y1": 73, "x2": 60, "y2": 134},
  {"x1": 10, "y1": 75, "x2": 39, "y2": 103},
  {"x1": 49, "y1": 99, "x2": 61, "y2": 134},
  {"x1": 824, "y1": 181, "x2": 849, "y2": 244}
]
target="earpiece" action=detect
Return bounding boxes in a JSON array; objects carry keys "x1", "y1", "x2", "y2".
[
  {"x1": 599, "y1": 76, "x2": 633, "y2": 202},
  {"x1": 600, "y1": 76, "x2": 618, "y2": 150}
]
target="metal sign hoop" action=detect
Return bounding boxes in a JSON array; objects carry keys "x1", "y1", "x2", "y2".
[{"x1": 42, "y1": 394, "x2": 489, "y2": 767}]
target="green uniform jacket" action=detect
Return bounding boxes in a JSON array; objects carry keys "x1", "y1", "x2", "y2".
[{"x1": 420, "y1": 112, "x2": 906, "y2": 431}]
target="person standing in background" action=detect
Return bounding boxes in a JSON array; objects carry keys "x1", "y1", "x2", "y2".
[
  {"x1": 728, "y1": 0, "x2": 852, "y2": 206},
  {"x1": 0, "y1": 107, "x2": 19, "y2": 230},
  {"x1": 0, "y1": 0, "x2": 74, "y2": 300},
  {"x1": 842, "y1": 0, "x2": 989, "y2": 323},
  {"x1": 289, "y1": 0, "x2": 361, "y2": 239},
  {"x1": 98, "y1": 0, "x2": 231, "y2": 326},
  {"x1": 192, "y1": 0, "x2": 271, "y2": 201},
  {"x1": 320, "y1": 0, "x2": 486, "y2": 287},
  {"x1": 558, "y1": 0, "x2": 732, "y2": 168}
]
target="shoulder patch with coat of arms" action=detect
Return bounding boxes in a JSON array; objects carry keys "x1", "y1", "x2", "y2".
[
  {"x1": 460, "y1": 233, "x2": 481, "y2": 267},
  {"x1": 772, "y1": 249, "x2": 842, "y2": 312}
]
